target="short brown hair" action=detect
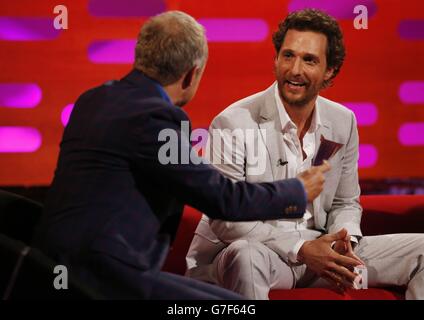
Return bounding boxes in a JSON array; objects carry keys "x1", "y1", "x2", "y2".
[
  {"x1": 272, "y1": 9, "x2": 345, "y2": 87},
  {"x1": 134, "y1": 11, "x2": 208, "y2": 86}
]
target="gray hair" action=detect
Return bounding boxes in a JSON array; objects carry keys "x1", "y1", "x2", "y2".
[{"x1": 134, "y1": 11, "x2": 208, "y2": 86}]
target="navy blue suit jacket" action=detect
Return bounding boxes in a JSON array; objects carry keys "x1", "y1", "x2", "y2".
[{"x1": 34, "y1": 70, "x2": 306, "y2": 298}]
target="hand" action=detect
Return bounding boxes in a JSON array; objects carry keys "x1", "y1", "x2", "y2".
[
  {"x1": 298, "y1": 228, "x2": 363, "y2": 292},
  {"x1": 332, "y1": 232, "x2": 364, "y2": 266},
  {"x1": 297, "y1": 161, "x2": 331, "y2": 202}
]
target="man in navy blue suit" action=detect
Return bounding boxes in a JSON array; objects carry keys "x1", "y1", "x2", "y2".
[{"x1": 34, "y1": 11, "x2": 333, "y2": 299}]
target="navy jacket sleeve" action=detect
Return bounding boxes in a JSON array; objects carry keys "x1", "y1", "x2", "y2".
[{"x1": 130, "y1": 100, "x2": 307, "y2": 222}]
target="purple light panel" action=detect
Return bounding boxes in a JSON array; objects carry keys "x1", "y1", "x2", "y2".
[
  {"x1": 398, "y1": 20, "x2": 424, "y2": 40},
  {"x1": 359, "y1": 144, "x2": 378, "y2": 168},
  {"x1": 88, "y1": 40, "x2": 136, "y2": 63},
  {"x1": 0, "y1": 127, "x2": 42, "y2": 153},
  {"x1": 198, "y1": 19, "x2": 268, "y2": 42},
  {"x1": 0, "y1": 84, "x2": 42, "y2": 108},
  {"x1": 89, "y1": 0, "x2": 166, "y2": 17},
  {"x1": 88, "y1": 18, "x2": 269, "y2": 63},
  {"x1": 398, "y1": 81, "x2": 424, "y2": 104},
  {"x1": 288, "y1": 0, "x2": 377, "y2": 19},
  {"x1": 0, "y1": 17, "x2": 60, "y2": 41},
  {"x1": 343, "y1": 102, "x2": 378, "y2": 126},
  {"x1": 398, "y1": 123, "x2": 424, "y2": 146},
  {"x1": 61, "y1": 104, "x2": 74, "y2": 126}
]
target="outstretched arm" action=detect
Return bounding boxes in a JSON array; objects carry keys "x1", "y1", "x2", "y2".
[{"x1": 131, "y1": 103, "x2": 307, "y2": 222}]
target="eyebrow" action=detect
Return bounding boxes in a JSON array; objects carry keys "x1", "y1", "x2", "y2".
[
  {"x1": 281, "y1": 49, "x2": 320, "y2": 62},
  {"x1": 303, "y1": 53, "x2": 320, "y2": 62}
]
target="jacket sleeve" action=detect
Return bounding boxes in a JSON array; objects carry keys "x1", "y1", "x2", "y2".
[
  {"x1": 131, "y1": 102, "x2": 307, "y2": 222},
  {"x1": 205, "y1": 113, "x2": 291, "y2": 240}
]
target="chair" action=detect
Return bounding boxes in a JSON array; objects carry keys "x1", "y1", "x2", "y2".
[
  {"x1": 0, "y1": 233, "x2": 23, "y2": 299},
  {"x1": 163, "y1": 195, "x2": 424, "y2": 300},
  {"x1": 0, "y1": 190, "x2": 43, "y2": 244},
  {"x1": 0, "y1": 233, "x2": 103, "y2": 300}
]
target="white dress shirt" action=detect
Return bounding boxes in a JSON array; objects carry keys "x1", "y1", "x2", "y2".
[{"x1": 274, "y1": 84, "x2": 321, "y2": 263}]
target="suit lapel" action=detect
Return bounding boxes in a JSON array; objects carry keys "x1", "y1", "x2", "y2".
[
  {"x1": 312, "y1": 98, "x2": 332, "y2": 230},
  {"x1": 258, "y1": 84, "x2": 288, "y2": 180}
]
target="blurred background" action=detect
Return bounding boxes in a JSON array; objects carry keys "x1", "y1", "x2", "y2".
[{"x1": 0, "y1": 0, "x2": 423, "y2": 201}]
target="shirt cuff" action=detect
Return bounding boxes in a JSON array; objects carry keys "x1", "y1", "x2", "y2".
[
  {"x1": 350, "y1": 235, "x2": 358, "y2": 244},
  {"x1": 350, "y1": 235, "x2": 359, "y2": 249},
  {"x1": 288, "y1": 239, "x2": 306, "y2": 263}
]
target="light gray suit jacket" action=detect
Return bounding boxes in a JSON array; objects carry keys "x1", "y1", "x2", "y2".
[{"x1": 186, "y1": 83, "x2": 362, "y2": 283}]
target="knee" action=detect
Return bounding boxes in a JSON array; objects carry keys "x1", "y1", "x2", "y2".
[
  {"x1": 412, "y1": 235, "x2": 424, "y2": 257},
  {"x1": 222, "y1": 239, "x2": 267, "y2": 268}
]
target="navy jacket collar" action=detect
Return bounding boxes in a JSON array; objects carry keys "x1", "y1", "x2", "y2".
[{"x1": 121, "y1": 69, "x2": 172, "y2": 104}]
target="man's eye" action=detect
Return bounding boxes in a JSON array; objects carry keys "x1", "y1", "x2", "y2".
[{"x1": 304, "y1": 58, "x2": 317, "y2": 65}]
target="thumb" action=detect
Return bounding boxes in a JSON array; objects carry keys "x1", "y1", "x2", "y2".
[
  {"x1": 319, "y1": 160, "x2": 331, "y2": 173},
  {"x1": 326, "y1": 228, "x2": 348, "y2": 242}
]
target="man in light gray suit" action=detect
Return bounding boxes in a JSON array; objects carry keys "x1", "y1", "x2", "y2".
[{"x1": 186, "y1": 9, "x2": 424, "y2": 299}]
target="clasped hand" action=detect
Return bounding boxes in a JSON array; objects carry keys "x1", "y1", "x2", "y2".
[{"x1": 298, "y1": 228, "x2": 364, "y2": 292}]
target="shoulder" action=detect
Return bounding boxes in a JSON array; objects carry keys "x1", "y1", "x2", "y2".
[
  {"x1": 317, "y1": 96, "x2": 358, "y2": 142},
  {"x1": 211, "y1": 85, "x2": 272, "y2": 129},
  {"x1": 128, "y1": 99, "x2": 190, "y2": 137},
  {"x1": 317, "y1": 96, "x2": 355, "y2": 121}
]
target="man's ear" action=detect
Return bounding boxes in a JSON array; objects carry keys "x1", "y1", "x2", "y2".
[
  {"x1": 182, "y1": 66, "x2": 198, "y2": 90},
  {"x1": 324, "y1": 67, "x2": 334, "y2": 81}
]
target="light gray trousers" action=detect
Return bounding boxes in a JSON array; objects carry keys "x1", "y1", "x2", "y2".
[{"x1": 213, "y1": 232, "x2": 424, "y2": 300}]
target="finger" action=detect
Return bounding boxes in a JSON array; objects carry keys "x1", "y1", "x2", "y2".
[
  {"x1": 346, "y1": 241, "x2": 365, "y2": 265},
  {"x1": 330, "y1": 263, "x2": 357, "y2": 283},
  {"x1": 325, "y1": 268, "x2": 355, "y2": 291},
  {"x1": 334, "y1": 252, "x2": 363, "y2": 269},
  {"x1": 322, "y1": 271, "x2": 341, "y2": 286},
  {"x1": 324, "y1": 278, "x2": 345, "y2": 294},
  {"x1": 322, "y1": 271, "x2": 346, "y2": 293},
  {"x1": 347, "y1": 251, "x2": 365, "y2": 266},
  {"x1": 346, "y1": 237, "x2": 353, "y2": 253},
  {"x1": 319, "y1": 160, "x2": 331, "y2": 173},
  {"x1": 333, "y1": 241, "x2": 345, "y2": 255},
  {"x1": 338, "y1": 228, "x2": 348, "y2": 240},
  {"x1": 324, "y1": 228, "x2": 347, "y2": 242}
]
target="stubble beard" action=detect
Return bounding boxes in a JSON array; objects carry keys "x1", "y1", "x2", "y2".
[{"x1": 278, "y1": 79, "x2": 318, "y2": 108}]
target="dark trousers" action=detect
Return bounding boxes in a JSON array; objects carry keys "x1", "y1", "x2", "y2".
[{"x1": 66, "y1": 251, "x2": 243, "y2": 300}]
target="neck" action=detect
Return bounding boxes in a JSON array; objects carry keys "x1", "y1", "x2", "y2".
[
  {"x1": 281, "y1": 95, "x2": 317, "y2": 138},
  {"x1": 135, "y1": 68, "x2": 181, "y2": 106},
  {"x1": 163, "y1": 83, "x2": 182, "y2": 106}
]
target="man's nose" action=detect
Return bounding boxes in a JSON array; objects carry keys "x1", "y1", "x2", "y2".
[{"x1": 291, "y1": 57, "x2": 302, "y2": 76}]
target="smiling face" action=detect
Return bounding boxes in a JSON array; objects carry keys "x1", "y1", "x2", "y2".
[{"x1": 275, "y1": 29, "x2": 334, "y2": 108}]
